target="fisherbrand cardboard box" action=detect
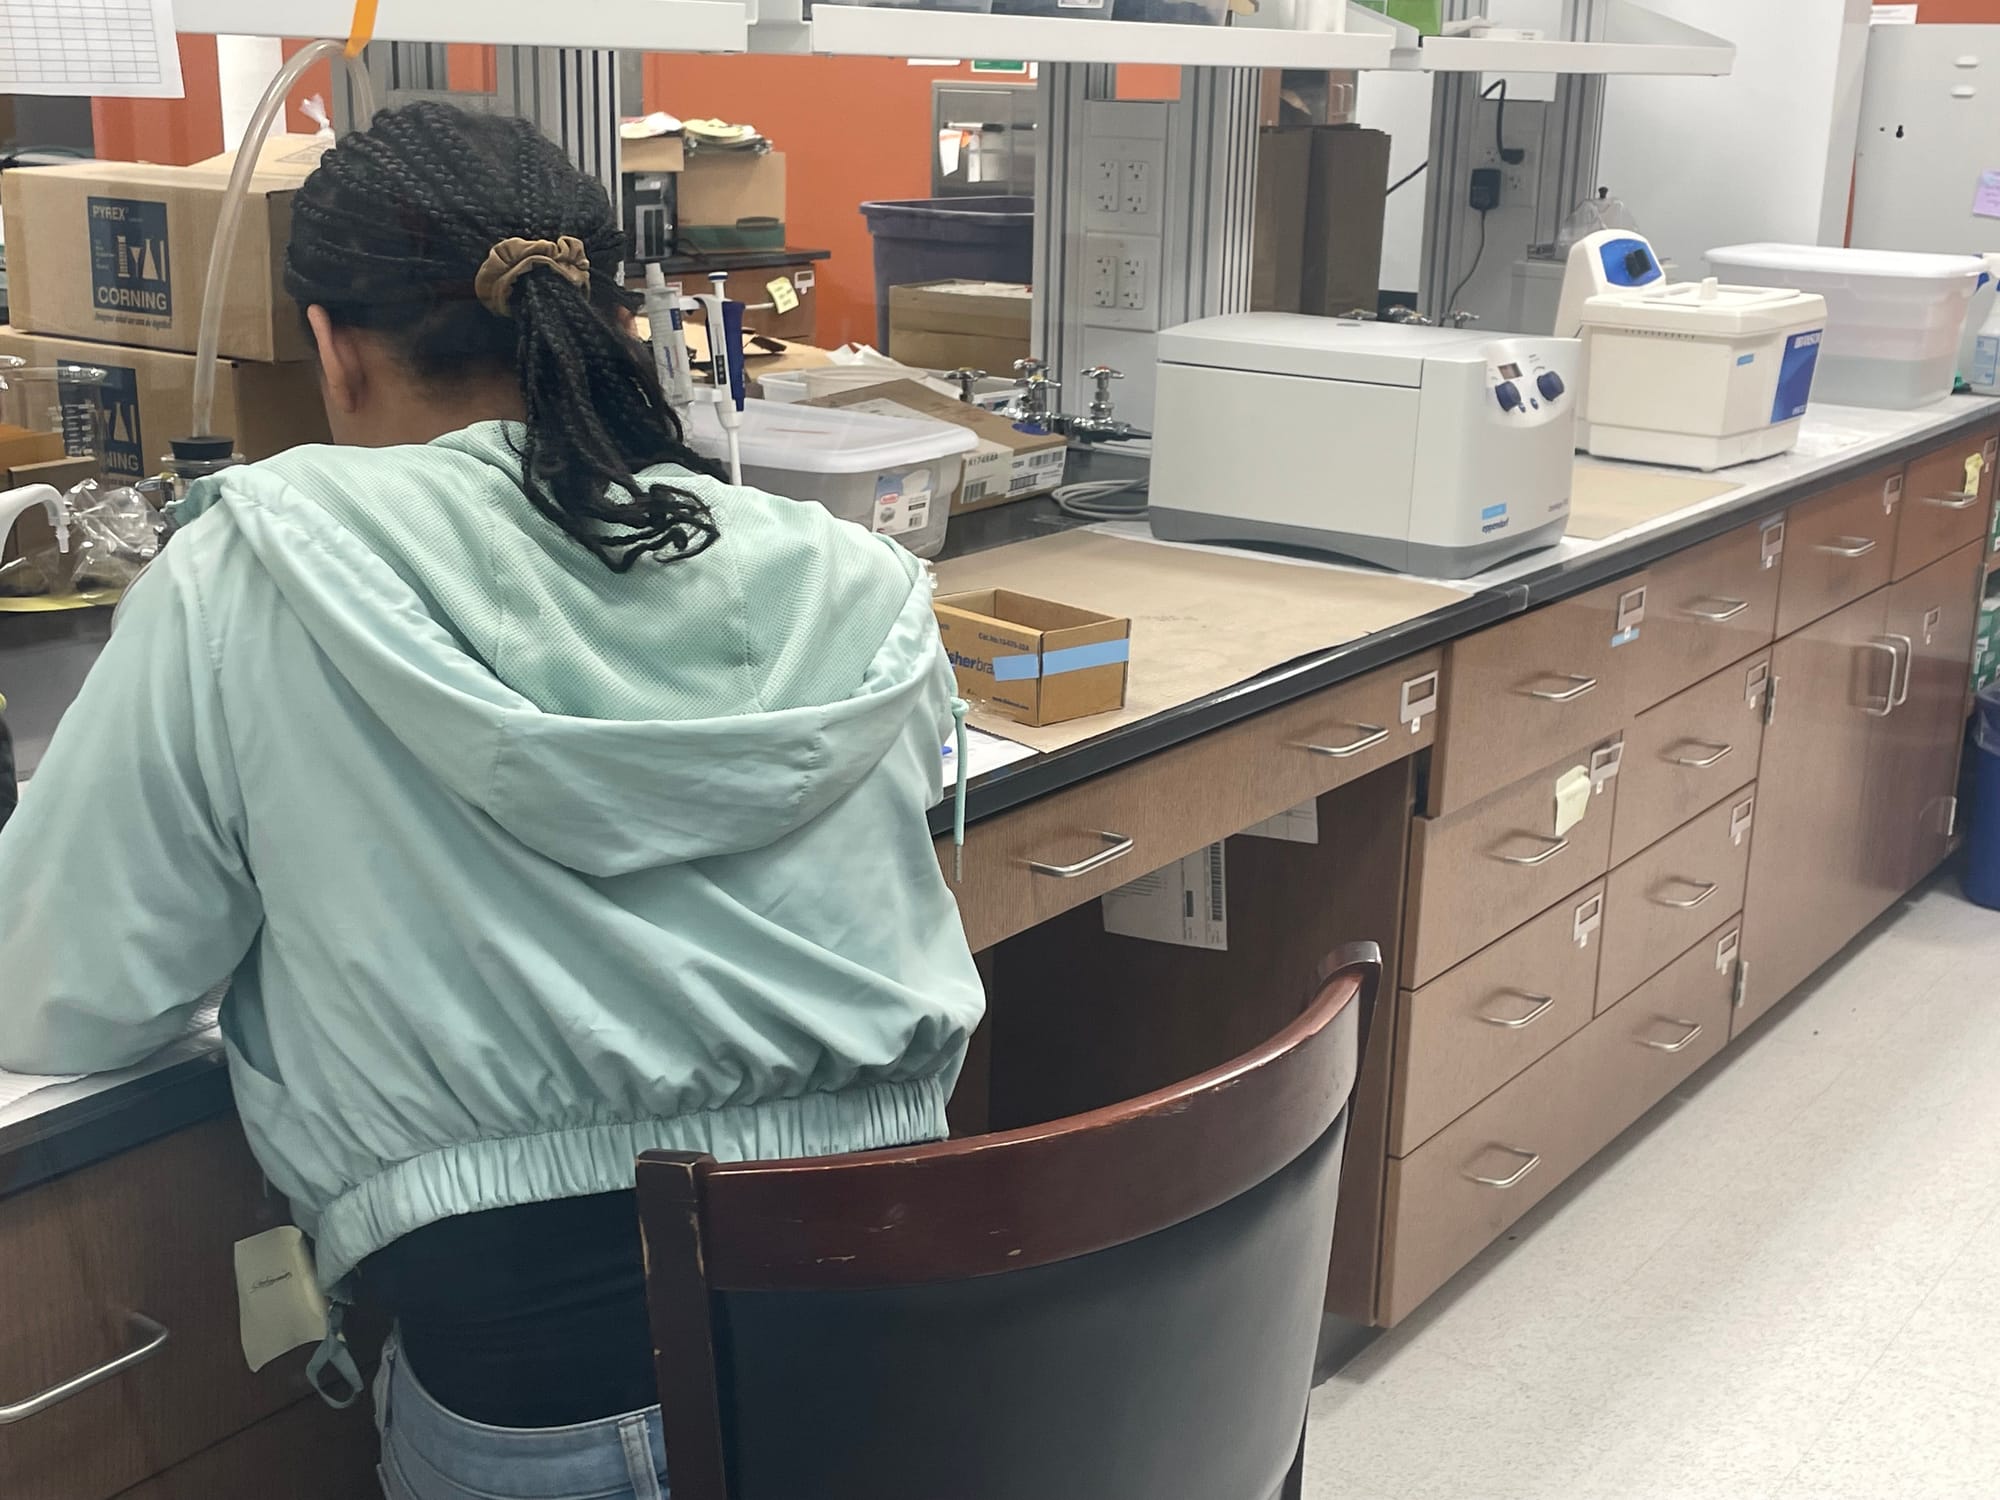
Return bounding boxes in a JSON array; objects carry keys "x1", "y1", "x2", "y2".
[
  {"x1": 1, "y1": 159, "x2": 311, "y2": 362},
  {"x1": 934, "y1": 589, "x2": 1130, "y2": 727},
  {"x1": 0, "y1": 328, "x2": 330, "y2": 481}
]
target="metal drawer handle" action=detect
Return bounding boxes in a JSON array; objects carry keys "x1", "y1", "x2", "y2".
[
  {"x1": 1683, "y1": 597, "x2": 1750, "y2": 623},
  {"x1": 0, "y1": 1312, "x2": 169, "y2": 1425},
  {"x1": 1652, "y1": 878, "x2": 1718, "y2": 910},
  {"x1": 1477, "y1": 991, "x2": 1556, "y2": 1029},
  {"x1": 1885, "y1": 632, "x2": 1913, "y2": 708},
  {"x1": 1640, "y1": 1018, "x2": 1705, "y2": 1054},
  {"x1": 1026, "y1": 831, "x2": 1135, "y2": 880},
  {"x1": 1465, "y1": 1145, "x2": 1542, "y2": 1189},
  {"x1": 1306, "y1": 723, "x2": 1390, "y2": 759},
  {"x1": 1668, "y1": 740, "x2": 1733, "y2": 769},
  {"x1": 1815, "y1": 536, "x2": 1878, "y2": 559},
  {"x1": 1924, "y1": 488, "x2": 1980, "y2": 510},
  {"x1": 1522, "y1": 674, "x2": 1598, "y2": 703},
  {"x1": 1861, "y1": 639, "x2": 1900, "y2": 718},
  {"x1": 1492, "y1": 833, "x2": 1569, "y2": 867}
]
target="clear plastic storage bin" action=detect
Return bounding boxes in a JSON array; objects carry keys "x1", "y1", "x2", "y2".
[
  {"x1": 1704, "y1": 244, "x2": 1984, "y2": 409},
  {"x1": 686, "y1": 398, "x2": 976, "y2": 560}
]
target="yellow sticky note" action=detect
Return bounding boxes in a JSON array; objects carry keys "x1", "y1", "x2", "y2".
[
  {"x1": 1554, "y1": 766, "x2": 1592, "y2": 837},
  {"x1": 767, "y1": 277, "x2": 800, "y2": 315},
  {"x1": 1967, "y1": 452, "x2": 1985, "y2": 494}
]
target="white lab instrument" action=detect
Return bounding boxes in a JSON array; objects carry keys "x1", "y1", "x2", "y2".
[
  {"x1": 1554, "y1": 229, "x2": 1828, "y2": 471},
  {"x1": 685, "y1": 398, "x2": 975, "y2": 560},
  {"x1": 695, "y1": 271, "x2": 748, "y2": 486},
  {"x1": 1147, "y1": 315, "x2": 1577, "y2": 578},
  {"x1": 1705, "y1": 244, "x2": 1984, "y2": 410}
]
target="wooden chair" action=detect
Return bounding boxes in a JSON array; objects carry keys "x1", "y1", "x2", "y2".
[{"x1": 634, "y1": 941, "x2": 1379, "y2": 1500}]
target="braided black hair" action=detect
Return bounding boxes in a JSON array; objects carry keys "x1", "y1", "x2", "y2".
[{"x1": 285, "y1": 101, "x2": 723, "y2": 571}]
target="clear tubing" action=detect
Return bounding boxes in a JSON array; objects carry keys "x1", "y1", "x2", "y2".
[{"x1": 190, "y1": 40, "x2": 377, "y2": 441}]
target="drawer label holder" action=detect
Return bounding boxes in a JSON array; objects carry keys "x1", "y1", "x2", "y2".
[
  {"x1": 1400, "y1": 669, "x2": 1440, "y2": 734},
  {"x1": 1730, "y1": 794, "x2": 1756, "y2": 848},
  {"x1": 1612, "y1": 586, "x2": 1647, "y2": 648},
  {"x1": 1573, "y1": 891, "x2": 1604, "y2": 949},
  {"x1": 1760, "y1": 518, "x2": 1785, "y2": 570},
  {"x1": 1715, "y1": 927, "x2": 1742, "y2": 976},
  {"x1": 1883, "y1": 473, "x2": 1904, "y2": 514},
  {"x1": 1744, "y1": 660, "x2": 1772, "y2": 712},
  {"x1": 1589, "y1": 737, "x2": 1625, "y2": 794}
]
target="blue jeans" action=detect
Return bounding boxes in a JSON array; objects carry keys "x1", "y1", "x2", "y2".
[{"x1": 374, "y1": 1334, "x2": 671, "y2": 1500}]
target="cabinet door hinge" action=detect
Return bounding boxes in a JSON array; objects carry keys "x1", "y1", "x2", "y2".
[
  {"x1": 1762, "y1": 674, "x2": 1779, "y2": 727},
  {"x1": 1732, "y1": 959, "x2": 1750, "y2": 1010}
]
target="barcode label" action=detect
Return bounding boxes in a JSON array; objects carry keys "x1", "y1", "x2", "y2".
[
  {"x1": 962, "y1": 478, "x2": 994, "y2": 503},
  {"x1": 1028, "y1": 448, "x2": 1066, "y2": 469},
  {"x1": 1101, "y1": 842, "x2": 1227, "y2": 951}
]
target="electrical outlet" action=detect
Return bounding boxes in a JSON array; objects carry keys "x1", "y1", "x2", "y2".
[
  {"x1": 1089, "y1": 253, "x2": 1118, "y2": 309},
  {"x1": 1118, "y1": 254, "x2": 1147, "y2": 309},
  {"x1": 1121, "y1": 159, "x2": 1150, "y2": 217},
  {"x1": 1091, "y1": 156, "x2": 1119, "y2": 214},
  {"x1": 1503, "y1": 154, "x2": 1531, "y2": 199}
]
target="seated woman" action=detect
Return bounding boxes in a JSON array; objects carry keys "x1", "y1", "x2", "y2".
[{"x1": 0, "y1": 101, "x2": 983, "y2": 1500}]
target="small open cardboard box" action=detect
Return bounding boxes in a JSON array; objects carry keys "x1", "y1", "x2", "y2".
[{"x1": 935, "y1": 589, "x2": 1130, "y2": 728}]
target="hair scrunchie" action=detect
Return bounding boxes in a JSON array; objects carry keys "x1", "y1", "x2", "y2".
[{"x1": 474, "y1": 235, "x2": 591, "y2": 316}]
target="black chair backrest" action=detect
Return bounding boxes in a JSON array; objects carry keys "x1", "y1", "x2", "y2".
[{"x1": 636, "y1": 942, "x2": 1379, "y2": 1500}]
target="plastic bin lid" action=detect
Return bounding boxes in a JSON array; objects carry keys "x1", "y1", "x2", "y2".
[
  {"x1": 686, "y1": 397, "x2": 977, "y2": 476},
  {"x1": 1581, "y1": 278, "x2": 1827, "y2": 337},
  {"x1": 1705, "y1": 244, "x2": 1985, "y2": 281}
]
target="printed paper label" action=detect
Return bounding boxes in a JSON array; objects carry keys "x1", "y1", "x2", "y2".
[
  {"x1": 87, "y1": 196, "x2": 172, "y2": 325},
  {"x1": 1102, "y1": 843, "x2": 1228, "y2": 951},
  {"x1": 873, "y1": 468, "x2": 932, "y2": 538}
]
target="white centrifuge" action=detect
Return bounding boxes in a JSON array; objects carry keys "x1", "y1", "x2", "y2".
[{"x1": 1555, "y1": 230, "x2": 1828, "y2": 471}]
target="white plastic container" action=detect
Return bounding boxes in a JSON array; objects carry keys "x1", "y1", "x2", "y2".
[
  {"x1": 686, "y1": 398, "x2": 976, "y2": 559},
  {"x1": 1574, "y1": 279, "x2": 1828, "y2": 470},
  {"x1": 1704, "y1": 244, "x2": 1984, "y2": 409}
]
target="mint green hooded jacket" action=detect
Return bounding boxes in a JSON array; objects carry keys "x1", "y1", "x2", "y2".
[{"x1": 0, "y1": 424, "x2": 984, "y2": 1289}]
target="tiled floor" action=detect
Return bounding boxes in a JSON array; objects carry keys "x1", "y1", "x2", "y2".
[{"x1": 1303, "y1": 877, "x2": 2000, "y2": 1500}]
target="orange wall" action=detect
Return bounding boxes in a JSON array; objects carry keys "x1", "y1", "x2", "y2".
[
  {"x1": 1874, "y1": 1, "x2": 2000, "y2": 15},
  {"x1": 646, "y1": 55, "x2": 978, "y2": 348}
]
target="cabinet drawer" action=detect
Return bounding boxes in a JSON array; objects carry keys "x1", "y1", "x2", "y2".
[
  {"x1": 0, "y1": 1118, "x2": 306, "y2": 1500},
  {"x1": 1612, "y1": 652, "x2": 1770, "y2": 866},
  {"x1": 1404, "y1": 738, "x2": 1621, "y2": 988},
  {"x1": 1599, "y1": 786, "x2": 1756, "y2": 1007},
  {"x1": 1389, "y1": 881, "x2": 1605, "y2": 1158},
  {"x1": 1896, "y1": 431, "x2": 1998, "y2": 581},
  {"x1": 1777, "y1": 466, "x2": 1900, "y2": 637},
  {"x1": 1428, "y1": 578, "x2": 1644, "y2": 815},
  {"x1": 1380, "y1": 915, "x2": 1737, "y2": 1323},
  {"x1": 943, "y1": 653, "x2": 1441, "y2": 952},
  {"x1": 111, "y1": 1396, "x2": 378, "y2": 1500},
  {"x1": 1626, "y1": 520, "x2": 1781, "y2": 713}
]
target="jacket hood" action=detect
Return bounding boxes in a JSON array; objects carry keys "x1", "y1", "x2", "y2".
[{"x1": 176, "y1": 439, "x2": 943, "y2": 878}]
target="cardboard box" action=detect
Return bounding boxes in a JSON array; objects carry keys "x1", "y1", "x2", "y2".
[
  {"x1": 1, "y1": 159, "x2": 310, "y2": 362},
  {"x1": 888, "y1": 281, "x2": 1032, "y2": 372},
  {"x1": 806, "y1": 378, "x2": 1065, "y2": 514},
  {"x1": 675, "y1": 150, "x2": 786, "y2": 231},
  {"x1": 0, "y1": 328, "x2": 331, "y2": 482},
  {"x1": 1252, "y1": 129, "x2": 1313, "y2": 314},
  {"x1": 935, "y1": 590, "x2": 1129, "y2": 727},
  {"x1": 191, "y1": 132, "x2": 333, "y2": 180},
  {"x1": 621, "y1": 135, "x2": 687, "y2": 174},
  {"x1": 1300, "y1": 126, "x2": 1391, "y2": 320}
]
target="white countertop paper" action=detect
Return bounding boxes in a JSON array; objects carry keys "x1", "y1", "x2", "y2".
[{"x1": 0, "y1": 989, "x2": 223, "y2": 1121}]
